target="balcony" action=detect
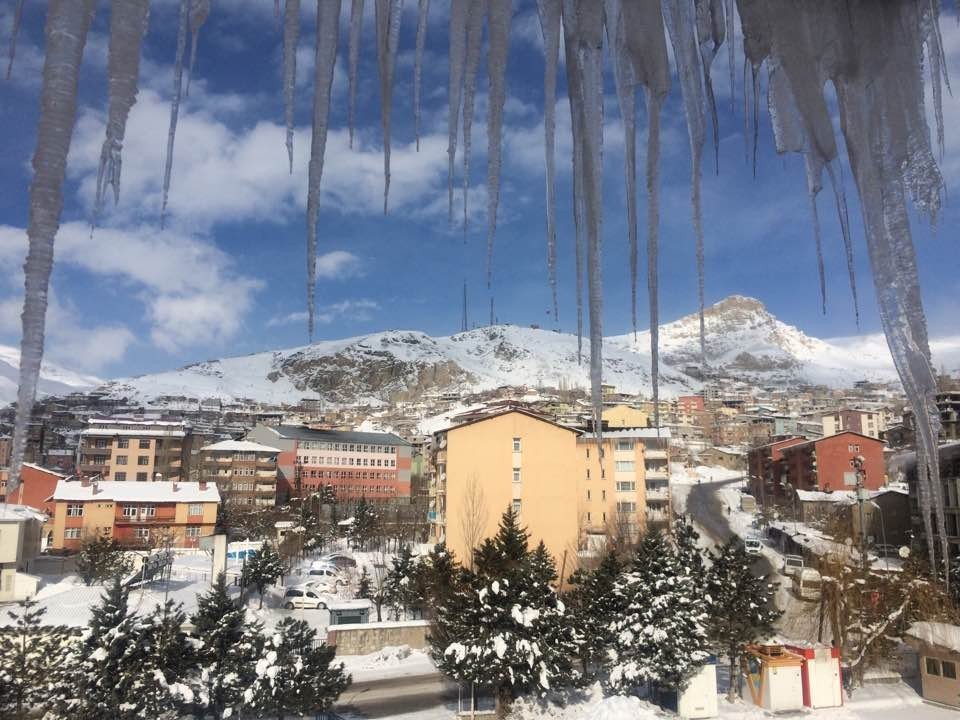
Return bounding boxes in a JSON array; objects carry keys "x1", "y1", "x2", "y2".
[
  {"x1": 115, "y1": 514, "x2": 176, "y2": 525},
  {"x1": 645, "y1": 488, "x2": 670, "y2": 502},
  {"x1": 257, "y1": 470, "x2": 275, "y2": 478},
  {"x1": 645, "y1": 468, "x2": 669, "y2": 481},
  {"x1": 645, "y1": 449, "x2": 668, "y2": 460},
  {"x1": 255, "y1": 484, "x2": 275, "y2": 493}
]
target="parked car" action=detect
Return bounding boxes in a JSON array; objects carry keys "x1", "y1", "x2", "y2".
[
  {"x1": 308, "y1": 567, "x2": 346, "y2": 586},
  {"x1": 283, "y1": 588, "x2": 329, "y2": 610},
  {"x1": 792, "y1": 568, "x2": 822, "y2": 601},
  {"x1": 872, "y1": 544, "x2": 900, "y2": 558},
  {"x1": 782, "y1": 554, "x2": 805, "y2": 577},
  {"x1": 322, "y1": 553, "x2": 357, "y2": 570},
  {"x1": 744, "y1": 535, "x2": 763, "y2": 556}
]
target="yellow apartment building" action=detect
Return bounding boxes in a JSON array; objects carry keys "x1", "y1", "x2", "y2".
[
  {"x1": 77, "y1": 417, "x2": 193, "y2": 482},
  {"x1": 429, "y1": 410, "x2": 671, "y2": 572},
  {"x1": 601, "y1": 404, "x2": 649, "y2": 429}
]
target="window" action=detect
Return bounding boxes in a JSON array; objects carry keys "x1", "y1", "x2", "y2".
[
  {"x1": 586, "y1": 512, "x2": 591, "y2": 522},
  {"x1": 122, "y1": 506, "x2": 138, "y2": 517},
  {"x1": 117, "y1": 438, "x2": 129, "y2": 448},
  {"x1": 602, "y1": 490, "x2": 606, "y2": 500},
  {"x1": 843, "y1": 472, "x2": 857, "y2": 487},
  {"x1": 617, "y1": 501, "x2": 637, "y2": 513},
  {"x1": 137, "y1": 456, "x2": 149, "y2": 466},
  {"x1": 116, "y1": 455, "x2": 128, "y2": 465},
  {"x1": 615, "y1": 440, "x2": 633, "y2": 452},
  {"x1": 586, "y1": 468, "x2": 591, "y2": 480},
  {"x1": 512, "y1": 437, "x2": 521, "y2": 452},
  {"x1": 512, "y1": 469, "x2": 521, "y2": 483},
  {"x1": 138, "y1": 438, "x2": 150, "y2": 449},
  {"x1": 66, "y1": 504, "x2": 83, "y2": 517},
  {"x1": 114, "y1": 472, "x2": 127, "y2": 482},
  {"x1": 586, "y1": 448, "x2": 590, "y2": 459},
  {"x1": 188, "y1": 503, "x2": 203, "y2": 516},
  {"x1": 186, "y1": 526, "x2": 202, "y2": 538},
  {"x1": 848, "y1": 444, "x2": 861, "y2": 453},
  {"x1": 944, "y1": 661, "x2": 958, "y2": 680},
  {"x1": 512, "y1": 499, "x2": 522, "y2": 515},
  {"x1": 616, "y1": 481, "x2": 636, "y2": 492},
  {"x1": 64, "y1": 528, "x2": 82, "y2": 539},
  {"x1": 134, "y1": 528, "x2": 150, "y2": 540},
  {"x1": 586, "y1": 490, "x2": 591, "y2": 500},
  {"x1": 136, "y1": 472, "x2": 148, "y2": 482},
  {"x1": 926, "y1": 658, "x2": 941, "y2": 676},
  {"x1": 615, "y1": 460, "x2": 635, "y2": 472}
]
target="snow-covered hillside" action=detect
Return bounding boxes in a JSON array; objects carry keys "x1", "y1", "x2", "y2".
[
  {"x1": 97, "y1": 295, "x2": 959, "y2": 406},
  {"x1": 0, "y1": 344, "x2": 102, "y2": 405}
]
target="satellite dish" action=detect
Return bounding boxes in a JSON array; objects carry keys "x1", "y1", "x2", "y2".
[{"x1": 899, "y1": 546, "x2": 910, "y2": 559}]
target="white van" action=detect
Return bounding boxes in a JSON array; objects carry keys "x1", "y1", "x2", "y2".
[
  {"x1": 783, "y1": 554, "x2": 805, "y2": 578},
  {"x1": 792, "y1": 568, "x2": 822, "y2": 601},
  {"x1": 744, "y1": 535, "x2": 763, "y2": 555},
  {"x1": 308, "y1": 565, "x2": 345, "y2": 586},
  {"x1": 283, "y1": 587, "x2": 330, "y2": 610}
]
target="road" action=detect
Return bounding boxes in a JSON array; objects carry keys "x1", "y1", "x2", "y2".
[{"x1": 336, "y1": 672, "x2": 455, "y2": 718}]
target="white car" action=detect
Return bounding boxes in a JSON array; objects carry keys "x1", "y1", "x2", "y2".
[
  {"x1": 307, "y1": 566, "x2": 345, "y2": 584},
  {"x1": 744, "y1": 535, "x2": 763, "y2": 556},
  {"x1": 283, "y1": 587, "x2": 330, "y2": 610}
]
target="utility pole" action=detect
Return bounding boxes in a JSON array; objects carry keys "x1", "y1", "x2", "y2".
[{"x1": 853, "y1": 455, "x2": 868, "y2": 573}]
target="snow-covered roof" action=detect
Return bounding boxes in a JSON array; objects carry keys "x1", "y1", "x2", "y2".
[
  {"x1": 795, "y1": 487, "x2": 909, "y2": 503},
  {"x1": 21, "y1": 462, "x2": 68, "y2": 477},
  {"x1": 596, "y1": 427, "x2": 672, "y2": 439},
  {"x1": 0, "y1": 504, "x2": 47, "y2": 522},
  {"x1": 907, "y1": 622, "x2": 960, "y2": 654},
  {"x1": 51, "y1": 480, "x2": 220, "y2": 503},
  {"x1": 201, "y1": 439, "x2": 280, "y2": 453}
]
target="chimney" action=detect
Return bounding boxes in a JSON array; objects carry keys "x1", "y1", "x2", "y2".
[
  {"x1": 92, "y1": 479, "x2": 100, "y2": 494},
  {"x1": 81, "y1": 476, "x2": 91, "y2": 487},
  {"x1": 172, "y1": 481, "x2": 179, "y2": 492},
  {"x1": 199, "y1": 481, "x2": 207, "y2": 491}
]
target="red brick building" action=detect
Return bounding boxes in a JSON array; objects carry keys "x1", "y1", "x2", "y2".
[
  {"x1": 678, "y1": 395, "x2": 705, "y2": 414},
  {"x1": 780, "y1": 431, "x2": 885, "y2": 494},
  {"x1": 2, "y1": 463, "x2": 65, "y2": 515},
  {"x1": 748, "y1": 437, "x2": 808, "y2": 505}
]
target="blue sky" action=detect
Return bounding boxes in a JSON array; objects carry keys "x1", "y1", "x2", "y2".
[{"x1": 0, "y1": 1, "x2": 958, "y2": 379}]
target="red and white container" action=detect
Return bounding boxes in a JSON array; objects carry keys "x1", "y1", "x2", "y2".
[{"x1": 785, "y1": 643, "x2": 843, "y2": 708}]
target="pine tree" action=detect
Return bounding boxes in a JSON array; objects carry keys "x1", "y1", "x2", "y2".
[
  {"x1": 241, "y1": 541, "x2": 285, "y2": 609},
  {"x1": 528, "y1": 541, "x2": 558, "y2": 589},
  {"x1": 248, "y1": 617, "x2": 350, "y2": 719},
  {"x1": 606, "y1": 531, "x2": 711, "y2": 696},
  {"x1": 133, "y1": 600, "x2": 196, "y2": 717},
  {"x1": 349, "y1": 497, "x2": 378, "y2": 550},
  {"x1": 706, "y1": 539, "x2": 781, "y2": 699},
  {"x1": 674, "y1": 517, "x2": 706, "y2": 583},
  {"x1": 356, "y1": 567, "x2": 372, "y2": 600},
  {"x1": 319, "y1": 483, "x2": 337, "y2": 506},
  {"x1": 384, "y1": 545, "x2": 419, "y2": 619},
  {"x1": 192, "y1": 574, "x2": 264, "y2": 719},
  {"x1": 0, "y1": 601, "x2": 72, "y2": 719},
  {"x1": 567, "y1": 549, "x2": 624, "y2": 677},
  {"x1": 76, "y1": 535, "x2": 133, "y2": 585},
  {"x1": 432, "y1": 508, "x2": 579, "y2": 708}
]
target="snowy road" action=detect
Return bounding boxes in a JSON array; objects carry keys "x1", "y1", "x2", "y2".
[{"x1": 336, "y1": 672, "x2": 455, "y2": 718}]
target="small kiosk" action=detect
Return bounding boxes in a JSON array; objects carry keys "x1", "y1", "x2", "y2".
[
  {"x1": 905, "y1": 621, "x2": 960, "y2": 708},
  {"x1": 785, "y1": 643, "x2": 843, "y2": 708},
  {"x1": 741, "y1": 644, "x2": 805, "y2": 712}
]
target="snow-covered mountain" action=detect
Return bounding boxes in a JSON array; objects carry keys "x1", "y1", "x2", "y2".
[
  {"x1": 98, "y1": 295, "x2": 959, "y2": 406},
  {"x1": 0, "y1": 344, "x2": 102, "y2": 405}
]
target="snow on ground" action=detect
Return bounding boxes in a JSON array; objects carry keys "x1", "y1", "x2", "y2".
[
  {"x1": 670, "y1": 464, "x2": 745, "y2": 515},
  {"x1": 339, "y1": 644, "x2": 437, "y2": 682}
]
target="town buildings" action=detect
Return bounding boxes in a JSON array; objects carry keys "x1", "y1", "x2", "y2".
[
  {"x1": 905, "y1": 443, "x2": 960, "y2": 559},
  {"x1": 77, "y1": 417, "x2": 193, "y2": 482},
  {"x1": 49, "y1": 478, "x2": 219, "y2": 551},
  {"x1": 822, "y1": 408, "x2": 887, "y2": 440},
  {"x1": 198, "y1": 439, "x2": 280, "y2": 506},
  {"x1": 780, "y1": 431, "x2": 886, "y2": 493},
  {"x1": 1, "y1": 462, "x2": 65, "y2": 514},
  {"x1": 747, "y1": 437, "x2": 809, "y2": 506},
  {"x1": 245, "y1": 424, "x2": 412, "y2": 505},
  {"x1": 0, "y1": 504, "x2": 46, "y2": 602}
]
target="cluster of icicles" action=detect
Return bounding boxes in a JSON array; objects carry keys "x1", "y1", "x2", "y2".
[{"x1": 3, "y1": 0, "x2": 952, "y2": 584}]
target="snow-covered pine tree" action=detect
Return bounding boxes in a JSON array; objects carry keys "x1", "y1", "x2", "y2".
[
  {"x1": 567, "y1": 549, "x2": 624, "y2": 677},
  {"x1": 432, "y1": 508, "x2": 579, "y2": 709},
  {"x1": 528, "y1": 541, "x2": 558, "y2": 588},
  {"x1": 241, "y1": 541, "x2": 285, "y2": 609},
  {"x1": 132, "y1": 600, "x2": 197, "y2": 717},
  {"x1": 349, "y1": 496, "x2": 378, "y2": 550},
  {"x1": 0, "y1": 600, "x2": 72, "y2": 719},
  {"x1": 607, "y1": 530, "x2": 710, "y2": 696},
  {"x1": 75, "y1": 535, "x2": 133, "y2": 585},
  {"x1": 705, "y1": 539, "x2": 780, "y2": 699},
  {"x1": 247, "y1": 617, "x2": 350, "y2": 719},
  {"x1": 356, "y1": 567, "x2": 372, "y2": 599},
  {"x1": 384, "y1": 544, "x2": 419, "y2": 619},
  {"x1": 191, "y1": 573, "x2": 265, "y2": 719},
  {"x1": 674, "y1": 517, "x2": 706, "y2": 584}
]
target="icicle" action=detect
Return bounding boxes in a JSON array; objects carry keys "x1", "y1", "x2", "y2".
[
  {"x1": 725, "y1": 0, "x2": 735, "y2": 113},
  {"x1": 805, "y1": 160, "x2": 827, "y2": 316},
  {"x1": 4, "y1": 0, "x2": 24, "y2": 81},
  {"x1": 536, "y1": 0, "x2": 561, "y2": 323},
  {"x1": 283, "y1": 0, "x2": 301, "y2": 173},
  {"x1": 375, "y1": 0, "x2": 404, "y2": 214},
  {"x1": 9, "y1": 0, "x2": 97, "y2": 495},
  {"x1": 275, "y1": 0, "x2": 281, "y2": 18},
  {"x1": 185, "y1": 0, "x2": 211, "y2": 97},
  {"x1": 694, "y1": 0, "x2": 724, "y2": 174},
  {"x1": 413, "y1": 0, "x2": 430, "y2": 151},
  {"x1": 663, "y1": 0, "x2": 707, "y2": 371},
  {"x1": 562, "y1": 0, "x2": 584, "y2": 362},
  {"x1": 93, "y1": 0, "x2": 150, "y2": 228},
  {"x1": 159, "y1": 0, "x2": 190, "y2": 229},
  {"x1": 604, "y1": 0, "x2": 638, "y2": 337},
  {"x1": 825, "y1": 163, "x2": 860, "y2": 327},
  {"x1": 485, "y1": 0, "x2": 512, "y2": 284},
  {"x1": 460, "y1": 0, "x2": 485, "y2": 233},
  {"x1": 305, "y1": 0, "x2": 343, "y2": 341},
  {"x1": 347, "y1": 0, "x2": 364, "y2": 149},
  {"x1": 447, "y1": 0, "x2": 469, "y2": 222},
  {"x1": 646, "y1": 90, "x2": 663, "y2": 429}
]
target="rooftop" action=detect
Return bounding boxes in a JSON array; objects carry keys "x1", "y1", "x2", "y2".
[
  {"x1": 262, "y1": 424, "x2": 411, "y2": 446},
  {"x1": 201, "y1": 439, "x2": 281, "y2": 453},
  {"x1": 0, "y1": 504, "x2": 47, "y2": 522},
  {"x1": 51, "y1": 480, "x2": 220, "y2": 504}
]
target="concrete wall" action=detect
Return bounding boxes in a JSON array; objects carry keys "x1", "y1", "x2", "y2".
[{"x1": 327, "y1": 620, "x2": 430, "y2": 656}]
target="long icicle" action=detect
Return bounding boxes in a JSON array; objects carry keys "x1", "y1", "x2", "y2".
[
  {"x1": 536, "y1": 0, "x2": 561, "y2": 323},
  {"x1": 4, "y1": 0, "x2": 24, "y2": 81},
  {"x1": 663, "y1": 0, "x2": 708, "y2": 372},
  {"x1": 375, "y1": 0, "x2": 404, "y2": 214},
  {"x1": 347, "y1": 0, "x2": 364, "y2": 149},
  {"x1": 826, "y1": 162, "x2": 860, "y2": 327},
  {"x1": 94, "y1": 0, "x2": 151, "y2": 227},
  {"x1": 9, "y1": 0, "x2": 97, "y2": 495},
  {"x1": 306, "y1": 0, "x2": 343, "y2": 341},
  {"x1": 460, "y1": 0, "x2": 486, "y2": 234},
  {"x1": 160, "y1": 0, "x2": 190, "y2": 228},
  {"x1": 414, "y1": 0, "x2": 430, "y2": 151},
  {"x1": 447, "y1": 0, "x2": 469, "y2": 222},
  {"x1": 805, "y1": 158, "x2": 827, "y2": 316},
  {"x1": 283, "y1": 0, "x2": 301, "y2": 172},
  {"x1": 185, "y1": 0, "x2": 211, "y2": 97},
  {"x1": 562, "y1": 0, "x2": 584, "y2": 362},
  {"x1": 695, "y1": 0, "x2": 725, "y2": 174},
  {"x1": 725, "y1": 0, "x2": 735, "y2": 113},
  {"x1": 646, "y1": 91, "x2": 663, "y2": 429},
  {"x1": 485, "y1": 0, "x2": 512, "y2": 284}
]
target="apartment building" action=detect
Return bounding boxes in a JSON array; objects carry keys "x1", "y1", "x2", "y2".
[
  {"x1": 906, "y1": 443, "x2": 960, "y2": 558},
  {"x1": 245, "y1": 424, "x2": 412, "y2": 504},
  {"x1": 199, "y1": 439, "x2": 280, "y2": 506},
  {"x1": 822, "y1": 409, "x2": 887, "y2": 440},
  {"x1": 601, "y1": 404, "x2": 649, "y2": 429},
  {"x1": 0, "y1": 504, "x2": 46, "y2": 601},
  {"x1": 77, "y1": 417, "x2": 193, "y2": 482},
  {"x1": 747, "y1": 436, "x2": 808, "y2": 506},
  {"x1": 780, "y1": 431, "x2": 886, "y2": 494},
  {"x1": 49, "y1": 478, "x2": 219, "y2": 550}
]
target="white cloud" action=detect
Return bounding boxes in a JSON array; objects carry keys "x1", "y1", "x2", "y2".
[
  {"x1": 316, "y1": 298, "x2": 380, "y2": 325},
  {"x1": 267, "y1": 310, "x2": 309, "y2": 328},
  {"x1": 316, "y1": 250, "x2": 365, "y2": 279}
]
